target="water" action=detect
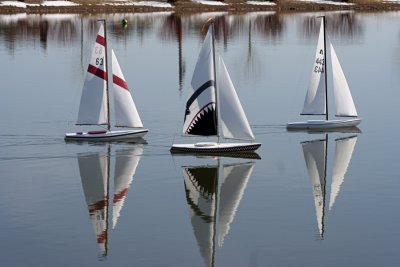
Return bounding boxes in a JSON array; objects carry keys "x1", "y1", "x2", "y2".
[{"x1": 0, "y1": 11, "x2": 399, "y2": 267}]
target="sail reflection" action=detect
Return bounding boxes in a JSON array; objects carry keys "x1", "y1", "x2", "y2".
[
  {"x1": 301, "y1": 134, "x2": 357, "y2": 239},
  {"x1": 78, "y1": 145, "x2": 143, "y2": 257},
  {"x1": 181, "y1": 157, "x2": 256, "y2": 266}
]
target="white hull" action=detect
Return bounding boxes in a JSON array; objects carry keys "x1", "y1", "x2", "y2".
[
  {"x1": 65, "y1": 129, "x2": 148, "y2": 141},
  {"x1": 287, "y1": 118, "x2": 361, "y2": 130},
  {"x1": 170, "y1": 142, "x2": 261, "y2": 154}
]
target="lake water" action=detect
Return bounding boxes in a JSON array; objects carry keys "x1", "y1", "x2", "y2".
[{"x1": 0, "y1": 11, "x2": 399, "y2": 267}]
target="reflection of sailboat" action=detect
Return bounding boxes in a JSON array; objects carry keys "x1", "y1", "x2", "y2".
[
  {"x1": 181, "y1": 158, "x2": 256, "y2": 266},
  {"x1": 170, "y1": 20, "x2": 261, "y2": 154},
  {"x1": 301, "y1": 134, "x2": 357, "y2": 238},
  {"x1": 287, "y1": 16, "x2": 361, "y2": 130},
  {"x1": 65, "y1": 20, "x2": 148, "y2": 141},
  {"x1": 78, "y1": 146, "x2": 143, "y2": 257}
]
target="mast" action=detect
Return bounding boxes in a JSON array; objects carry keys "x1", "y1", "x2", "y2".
[
  {"x1": 320, "y1": 133, "x2": 328, "y2": 239},
  {"x1": 211, "y1": 22, "x2": 219, "y2": 143},
  {"x1": 322, "y1": 16, "x2": 328, "y2": 121},
  {"x1": 210, "y1": 158, "x2": 219, "y2": 267},
  {"x1": 99, "y1": 19, "x2": 111, "y2": 131},
  {"x1": 103, "y1": 144, "x2": 111, "y2": 258}
]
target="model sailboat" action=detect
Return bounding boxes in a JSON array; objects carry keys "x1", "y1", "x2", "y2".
[
  {"x1": 65, "y1": 20, "x2": 148, "y2": 141},
  {"x1": 287, "y1": 16, "x2": 361, "y2": 130},
  {"x1": 301, "y1": 134, "x2": 357, "y2": 238},
  {"x1": 170, "y1": 22, "x2": 261, "y2": 154},
  {"x1": 181, "y1": 158, "x2": 256, "y2": 266},
  {"x1": 78, "y1": 146, "x2": 143, "y2": 256}
]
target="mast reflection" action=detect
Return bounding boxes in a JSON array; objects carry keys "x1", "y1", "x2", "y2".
[
  {"x1": 179, "y1": 156, "x2": 258, "y2": 266},
  {"x1": 78, "y1": 145, "x2": 143, "y2": 258},
  {"x1": 301, "y1": 133, "x2": 358, "y2": 239}
]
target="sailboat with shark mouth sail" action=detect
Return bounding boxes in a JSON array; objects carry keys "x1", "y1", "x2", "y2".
[
  {"x1": 301, "y1": 133, "x2": 358, "y2": 238},
  {"x1": 170, "y1": 19, "x2": 261, "y2": 154},
  {"x1": 287, "y1": 16, "x2": 361, "y2": 130}
]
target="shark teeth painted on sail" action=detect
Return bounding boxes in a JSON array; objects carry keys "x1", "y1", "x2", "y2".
[{"x1": 185, "y1": 102, "x2": 216, "y2": 135}]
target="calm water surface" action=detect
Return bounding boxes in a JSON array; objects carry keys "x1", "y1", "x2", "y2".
[{"x1": 0, "y1": 11, "x2": 399, "y2": 267}]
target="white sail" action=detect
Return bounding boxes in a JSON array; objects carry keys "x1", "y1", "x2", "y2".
[
  {"x1": 112, "y1": 147, "x2": 143, "y2": 229},
  {"x1": 78, "y1": 152, "x2": 109, "y2": 256},
  {"x1": 329, "y1": 135, "x2": 357, "y2": 211},
  {"x1": 330, "y1": 44, "x2": 358, "y2": 117},
  {"x1": 182, "y1": 27, "x2": 217, "y2": 136},
  {"x1": 182, "y1": 166, "x2": 217, "y2": 267},
  {"x1": 111, "y1": 50, "x2": 144, "y2": 128},
  {"x1": 301, "y1": 19, "x2": 326, "y2": 115},
  {"x1": 302, "y1": 139, "x2": 326, "y2": 237},
  {"x1": 218, "y1": 57, "x2": 255, "y2": 141},
  {"x1": 77, "y1": 24, "x2": 108, "y2": 125},
  {"x1": 217, "y1": 162, "x2": 254, "y2": 247}
]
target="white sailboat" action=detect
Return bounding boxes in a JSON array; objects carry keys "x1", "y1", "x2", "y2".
[
  {"x1": 301, "y1": 134, "x2": 357, "y2": 238},
  {"x1": 65, "y1": 20, "x2": 148, "y2": 141},
  {"x1": 181, "y1": 158, "x2": 256, "y2": 266},
  {"x1": 78, "y1": 146, "x2": 143, "y2": 256},
  {"x1": 287, "y1": 16, "x2": 361, "y2": 130},
  {"x1": 170, "y1": 21, "x2": 261, "y2": 154}
]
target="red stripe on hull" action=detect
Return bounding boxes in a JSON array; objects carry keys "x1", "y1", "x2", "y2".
[
  {"x1": 96, "y1": 35, "x2": 105, "y2": 46},
  {"x1": 113, "y1": 75, "x2": 129, "y2": 91},
  {"x1": 88, "y1": 64, "x2": 107, "y2": 81}
]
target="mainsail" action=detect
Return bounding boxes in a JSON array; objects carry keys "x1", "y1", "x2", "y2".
[
  {"x1": 111, "y1": 50, "x2": 144, "y2": 128},
  {"x1": 78, "y1": 152, "x2": 109, "y2": 256},
  {"x1": 182, "y1": 165, "x2": 217, "y2": 267},
  {"x1": 218, "y1": 57, "x2": 255, "y2": 141},
  {"x1": 182, "y1": 27, "x2": 217, "y2": 136},
  {"x1": 330, "y1": 44, "x2": 358, "y2": 117},
  {"x1": 77, "y1": 24, "x2": 108, "y2": 125},
  {"x1": 302, "y1": 139, "x2": 326, "y2": 237},
  {"x1": 301, "y1": 19, "x2": 326, "y2": 116}
]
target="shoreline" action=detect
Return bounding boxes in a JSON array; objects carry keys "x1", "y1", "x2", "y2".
[{"x1": 0, "y1": 1, "x2": 400, "y2": 14}]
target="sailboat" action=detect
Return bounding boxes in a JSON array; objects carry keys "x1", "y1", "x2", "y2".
[
  {"x1": 170, "y1": 21, "x2": 261, "y2": 154},
  {"x1": 181, "y1": 157, "x2": 256, "y2": 266},
  {"x1": 65, "y1": 20, "x2": 148, "y2": 141},
  {"x1": 301, "y1": 133, "x2": 357, "y2": 238},
  {"x1": 287, "y1": 16, "x2": 361, "y2": 130},
  {"x1": 78, "y1": 145, "x2": 143, "y2": 257}
]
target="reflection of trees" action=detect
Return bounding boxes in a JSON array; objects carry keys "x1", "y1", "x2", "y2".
[
  {"x1": 0, "y1": 12, "x2": 287, "y2": 86},
  {"x1": 253, "y1": 13, "x2": 284, "y2": 40},
  {"x1": 160, "y1": 13, "x2": 185, "y2": 91},
  {"x1": 156, "y1": 12, "x2": 284, "y2": 89},
  {"x1": 301, "y1": 12, "x2": 363, "y2": 40},
  {"x1": 0, "y1": 15, "x2": 80, "y2": 53}
]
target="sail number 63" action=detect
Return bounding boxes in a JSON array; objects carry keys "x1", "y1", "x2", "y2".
[{"x1": 96, "y1": 58, "x2": 104, "y2": 66}]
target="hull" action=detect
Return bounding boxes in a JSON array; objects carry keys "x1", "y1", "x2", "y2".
[
  {"x1": 287, "y1": 118, "x2": 361, "y2": 130},
  {"x1": 170, "y1": 142, "x2": 261, "y2": 154},
  {"x1": 65, "y1": 129, "x2": 148, "y2": 142}
]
